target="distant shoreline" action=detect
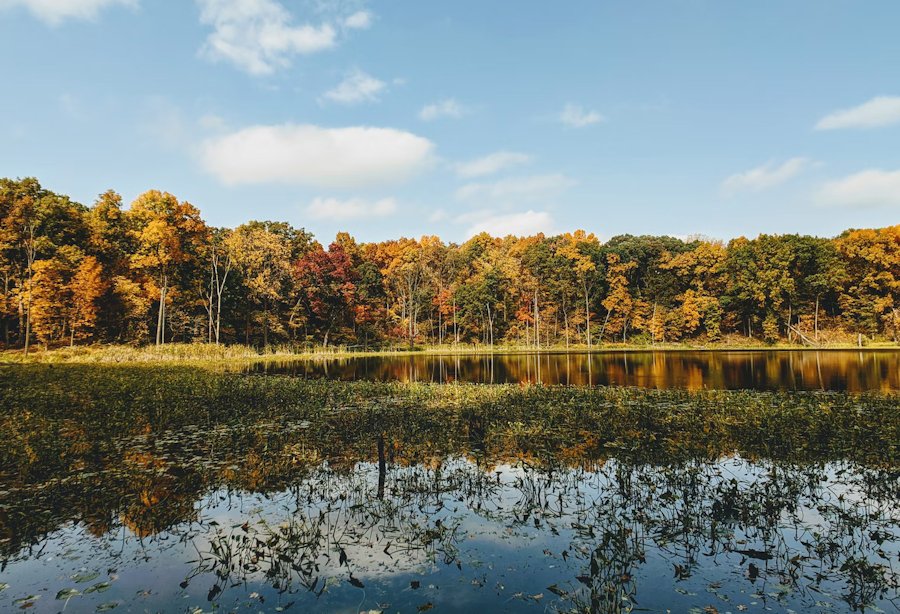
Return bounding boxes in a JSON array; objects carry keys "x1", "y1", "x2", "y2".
[{"x1": 3, "y1": 340, "x2": 900, "y2": 365}]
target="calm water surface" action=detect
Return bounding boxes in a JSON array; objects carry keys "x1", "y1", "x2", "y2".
[
  {"x1": 251, "y1": 350, "x2": 900, "y2": 391},
  {"x1": 0, "y1": 365, "x2": 898, "y2": 613}
]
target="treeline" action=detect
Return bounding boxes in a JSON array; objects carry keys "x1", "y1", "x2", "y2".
[{"x1": 1, "y1": 177, "x2": 898, "y2": 352}]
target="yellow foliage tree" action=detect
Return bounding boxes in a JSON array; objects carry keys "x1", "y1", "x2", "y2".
[{"x1": 69, "y1": 256, "x2": 105, "y2": 345}]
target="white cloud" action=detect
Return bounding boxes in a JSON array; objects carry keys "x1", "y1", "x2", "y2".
[
  {"x1": 419, "y1": 99, "x2": 466, "y2": 121},
  {"x1": 306, "y1": 196, "x2": 397, "y2": 221},
  {"x1": 815, "y1": 169, "x2": 900, "y2": 208},
  {"x1": 721, "y1": 157, "x2": 813, "y2": 194},
  {"x1": 197, "y1": 0, "x2": 347, "y2": 75},
  {"x1": 0, "y1": 0, "x2": 135, "y2": 24},
  {"x1": 462, "y1": 210, "x2": 555, "y2": 238},
  {"x1": 559, "y1": 103, "x2": 604, "y2": 128},
  {"x1": 815, "y1": 96, "x2": 900, "y2": 130},
  {"x1": 455, "y1": 151, "x2": 532, "y2": 178},
  {"x1": 200, "y1": 123, "x2": 434, "y2": 188},
  {"x1": 429, "y1": 208, "x2": 449, "y2": 222},
  {"x1": 343, "y1": 10, "x2": 371, "y2": 30},
  {"x1": 456, "y1": 174, "x2": 575, "y2": 202},
  {"x1": 321, "y1": 69, "x2": 386, "y2": 105}
]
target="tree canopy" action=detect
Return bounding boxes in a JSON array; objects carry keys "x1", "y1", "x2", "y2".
[{"x1": 2, "y1": 177, "x2": 898, "y2": 350}]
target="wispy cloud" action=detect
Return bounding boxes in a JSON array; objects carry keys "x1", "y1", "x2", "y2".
[
  {"x1": 461, "y1": 210, "x2": 555, "y2": 238},
  {"x1": 321, "y1": 69, "x2": 386, "y2": 105},
  {"x1": 456, "y1": 174, "x2": 575, "y2": 202},
  {"x1": 343, "y1": 10, "x2": 371, "y2": 30},
  {"x1": 721, "y1": 157, "x2": 813, "y2": 194},
  {"x1": 199, "y1": 123, "x2": 434, "y2": 188},
  {"x1": 559, "y1": 103, "x2": 604, "y2": 128},
  {"x1": 815, "y1": 169, "x2": 900, "y2": 208},
  {"x1": 0, "y1": 0, "x2": 136, "y2": 25},
  {"x1": 419, "y1": 99, "x2": 466, "y2": 121},
  {"x1": 197, "y1": 0, "x2": 370, "y2": 75},
  {"x1": 306, "y1": 196, "x2": 397, "y2": 221},
  {"x1": 815, "y1": 96, "x2": 900, "y2": 130},
  {"x1": 454, "y1": 151, "x2": 532, "y2": 178}
]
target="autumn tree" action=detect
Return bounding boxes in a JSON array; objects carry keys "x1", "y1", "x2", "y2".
[
  {"x1": 69, "y1": 255, "x2": 105, "y2": 344},
  {"x1": 601, "y1": 253, "x2": 644, "y2": 342},
  {"x1": 660, "y1": 239, "x2": 727, "y2": 341},
  {"x1": 293, "y1": 241, "x2": 358, "y2": 347},
  {"x1": 227, "y1": 221, "x2": 309, "y2": 347},
  {"x1": 556, "y1": 230, "x2": 602, "y2": 347},
  {"x1": 128, "y1": 190, "x2": 208, "y2": 345},
  {"x1": 835, "y1": 226, "x2": 900, "y2": 338}
]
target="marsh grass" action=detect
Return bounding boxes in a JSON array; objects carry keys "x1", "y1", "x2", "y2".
[
  {"x1": 1, "y1": 364, "x2": 898, "y2": 474},
  {"x1": 3, "y1": 337, "x2": 898, "y2": 366}
]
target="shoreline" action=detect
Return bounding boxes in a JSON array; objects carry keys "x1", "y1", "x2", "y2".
[{"x1": 3, "y1": 340, "x2": 900, "y2": 365}]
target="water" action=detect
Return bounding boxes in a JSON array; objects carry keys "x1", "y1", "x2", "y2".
[
  {"x1": 250, "y1": 350, "x2": 900, "y2": 391},
  {"x1": 0, "y1": 364, "x2": 898, "y2": 613}
]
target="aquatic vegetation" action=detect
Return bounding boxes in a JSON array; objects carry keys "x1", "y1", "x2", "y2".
[{"x1": 0, "y1": 364, "x2": 898, "y2": 612}]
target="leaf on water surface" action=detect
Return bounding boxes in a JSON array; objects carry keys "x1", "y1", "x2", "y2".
[
  {"x1": 417, "y1": 604, "x2": 434, "y2": 612},
  {"x1": 72, "y1": 571, "x2": 100, "y2": 583},
  {"x1": 12, "y1": 595, "x2": 39, "y2": 605},
  {"x1": 56, "y1": 588, "x2": 81, "y2": 600},
  {"x1": 410, "y1": 580, "x2": 420, "y2": 590},
  {"x1": 96, "y1": 602, "x2": 119, "y2": 611},
  {"x1": 84, "y1": 582, "x2": 112, "y2": 594},
  {"x1": 0, "y1": 583, "x2": 8, "y2": 592}
]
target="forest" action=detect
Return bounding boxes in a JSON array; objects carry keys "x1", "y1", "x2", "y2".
[{"x1": 1, "y1": 176, "x2": 898, "y2": 352}]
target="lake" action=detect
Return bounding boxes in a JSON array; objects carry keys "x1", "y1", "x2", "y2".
[
  {"x1": 0, "y1": 363, "x2": 897, "y2": 613},
  {"x1": 250, "y1": 349, "x2": 900, "y2": 391}
]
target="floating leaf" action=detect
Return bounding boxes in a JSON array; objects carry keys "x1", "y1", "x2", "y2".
[
  {"x1": 84, "y1": 582, "x2": 112, "y2": 594},
  {"x1": 72, "y1": 571, "x2": 100, "y2": 583}
]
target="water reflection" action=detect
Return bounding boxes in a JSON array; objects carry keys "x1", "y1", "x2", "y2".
[
  {"x1": 1, "y1": 373, "x2": 897, "y2": 613},
  {"x1": 250, "y1": 350, "x2": 900, "y2": 391}
]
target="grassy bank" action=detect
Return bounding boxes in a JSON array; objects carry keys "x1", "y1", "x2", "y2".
[{"x1": 2, "y1": 337, "x2": 899, "y2": 365}]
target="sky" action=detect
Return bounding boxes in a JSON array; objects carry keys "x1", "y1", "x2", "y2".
[{"x1": 1, "y1": 0, "x2": 899, "y2": 244}]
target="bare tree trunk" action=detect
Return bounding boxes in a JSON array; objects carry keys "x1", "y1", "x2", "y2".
[
  {"x1": 814, "y1": 295, "x2": 820, "y2": 342},
  {"x1": 408, "y1": 295, "x2": 415, "y2": 350},
  {"x1": 599, "y1": 309, "x2": 611, "y2": 343},
  {"x1": 155, "y1": 275, "x2": 164, "y2": 346},
  {"x1": 160, "y1": 280, "x2": 167, "y2": 345},
  {"x1": 584, "y1": 282, "x2": 591, "y2": 349},
  {"x1": 453, "y1": 296, "x2": 458, "y2": 344},
  {"x1": 23, "y1": 225, "x2": 36, "y2": 357},
  {"x1": 533, "y1": 289, "x2": 540, "y2": 351},
  {"x1": 263, "y1": 299, "x2": 269, "y2": 348}
]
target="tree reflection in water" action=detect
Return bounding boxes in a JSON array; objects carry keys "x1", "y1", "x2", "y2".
[{"x1": 0, "y1": 367, "x2": 898, "y2": 612}]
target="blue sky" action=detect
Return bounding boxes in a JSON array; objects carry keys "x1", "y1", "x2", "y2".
[{"x1": 1, "y1": 1, "x2": 899, "y2": 243}]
